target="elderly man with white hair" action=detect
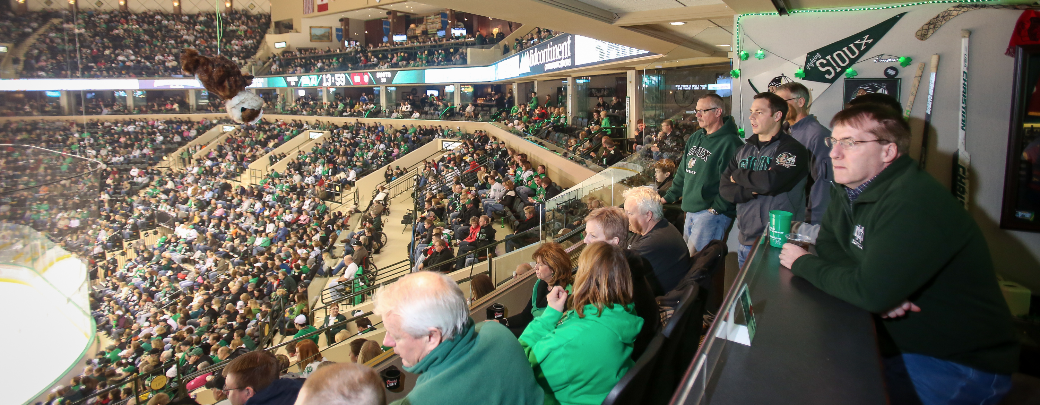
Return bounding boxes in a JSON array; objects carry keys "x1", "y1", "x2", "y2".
[
  {"x1": 623, "y1": 186, "x2": 691, "y2": 295},
  {"x1": 374, "y1": 272, "x2": 543, "y2": 405}
]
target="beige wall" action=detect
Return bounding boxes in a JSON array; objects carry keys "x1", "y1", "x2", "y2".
[
  {"x1": 247, "y1": 129, "x2": 323, "y2": 171},
  {"x1": 738, "y1": 6, "x2": 1040, "y2": 290}
]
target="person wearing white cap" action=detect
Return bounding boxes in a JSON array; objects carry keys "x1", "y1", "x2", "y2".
[{"x1": 292, "y1": 315, "x2": 319, "y2": 345}]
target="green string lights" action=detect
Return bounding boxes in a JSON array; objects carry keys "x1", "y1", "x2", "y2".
[
  {"x1": 730, "y1": 69, "x2": 741, "y2": 78},
  {"x1": 754, "y1": 49, "x2": 767, "y2": 60},
  {"x1": 739, "y1": 50, "x2": 750, "y2": 61}
]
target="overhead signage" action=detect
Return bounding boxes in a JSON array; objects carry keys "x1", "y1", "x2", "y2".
[
  {"x1": 520, "y1": 35, "x2": 573, "y2": 74},
  {"x1": 802, "y1": 13, "x2": 905, "y2": 83}
]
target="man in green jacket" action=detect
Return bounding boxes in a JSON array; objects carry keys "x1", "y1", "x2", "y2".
[
  {"x1": 780, "y1": 104, "x2": 1018, "y2": 404},
  {"x1": 292, "y1": 315, "x2": 320, "y2": 345},
  {"x1": 374, "y1": 272, "x2": 543, "y2": 405},
  {"x1": 662, "y1": 94, "x2": 744, "y2": 254}
]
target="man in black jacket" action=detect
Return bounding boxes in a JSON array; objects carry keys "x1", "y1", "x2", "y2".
[
  {"x1": 419, "y1": 239, "x2": 455, "y2": 273},
  {"x1": 720, "y1": 92, "x2": 810, "y2": 268},
  {"x1": 506, "y1": 206, "x2": 539, "y2": 252}
]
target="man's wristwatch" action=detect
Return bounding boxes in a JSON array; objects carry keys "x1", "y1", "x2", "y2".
[{"x1": 708, "y1": 208, "x2": 719, "y2": 215}]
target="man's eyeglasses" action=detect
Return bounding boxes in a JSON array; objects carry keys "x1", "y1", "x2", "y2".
[
  {"x1": 782, "y1": 97, "x2": 800, "y2": 102},
  {"x1": 693, "y1": 108, "x2": 719, "y2": 115},
  {"x1": 825, "y1": 137, "x2": 889, "y2": 149},
  {"x1": 222, "y1": 386, "x2": 247, "y2": 395}
]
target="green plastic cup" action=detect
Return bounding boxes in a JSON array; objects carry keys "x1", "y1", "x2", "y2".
[{"x1": 768, "y1": 210, "x2": 793, "y2": 248}]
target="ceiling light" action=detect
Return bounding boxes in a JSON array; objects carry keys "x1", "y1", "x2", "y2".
[
  {"x1": 670, "y1": 22, "x2": 686, "y2": 25},
  {"x1": 717, "y1": 44, "x2": 730, "y2": 47}
]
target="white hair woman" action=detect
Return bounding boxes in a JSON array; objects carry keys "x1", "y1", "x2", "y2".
[{"x1": 372, "y1": 272, "x2": 543, "y2": 405}]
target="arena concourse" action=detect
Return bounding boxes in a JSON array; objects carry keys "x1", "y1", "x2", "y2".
[{"x1": 2, "y1": 0, "x2": 1040, "y2": 405}]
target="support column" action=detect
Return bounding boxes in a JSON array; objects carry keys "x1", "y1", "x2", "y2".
[
  {"x1": 59, "y1": 91, "x2": 74, "y2": 115},
  {"x1": 453, "y1": 83, "x2": 461, "y2": 107},
  {"x1": 626, "y1": 70, "x2": 643, "y2": 140},
  {"x1": 187, "y1": 90, "x2": 197, "y2": 112},
  {"x1": 379, "y1": 85, "x2": 387, "y2": 109},
  {"x1": 511, "y1": 82, "x2": 518, "y2": 108},
  {"x1": 321, "y1": 88, "x2": 330, "y2": 103},
  {"x1": 566, "y1": 77, "x2": 575, "y2": 126},
  {"x1": 125, "y1": 91, "x2": 135, "y2": 111}
]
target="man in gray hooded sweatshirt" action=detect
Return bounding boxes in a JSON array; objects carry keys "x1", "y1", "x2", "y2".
[{"x1": 776, "y1": 82, "x2": 832, "y2": 224}]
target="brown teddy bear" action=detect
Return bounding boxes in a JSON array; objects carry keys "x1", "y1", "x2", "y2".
[{"x1": 181, "y1": 48, "x2": 263, "y2": 124}]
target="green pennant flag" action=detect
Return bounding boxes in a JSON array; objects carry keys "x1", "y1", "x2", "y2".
[{"x1": 802, "y1": 13, "x2": 905, "y2": 83}]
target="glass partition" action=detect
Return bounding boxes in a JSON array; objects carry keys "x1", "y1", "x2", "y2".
[
  {"x1": 1, "y1": 144, "x2": 101, "y2": 404},
  {"x1": 641, "y1": 63, "x2": 734, "y2": 136}
]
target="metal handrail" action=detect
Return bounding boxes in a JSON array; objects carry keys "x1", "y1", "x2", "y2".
[{"x1": 313, "y1": 259, "x2": 412, "y2": 312}]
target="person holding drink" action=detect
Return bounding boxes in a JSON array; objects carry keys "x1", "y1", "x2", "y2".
[{"x1": 778, "y1": 103, "x2": 1018, "y2": 405}]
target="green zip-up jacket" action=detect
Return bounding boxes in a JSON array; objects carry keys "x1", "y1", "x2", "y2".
[
  {"x1": 393, "y1": 319, "x2": 543, "y2": 405},
  {"x1": 663, "y1": 116, "x2": 743, "y2": 217},
  {"x1": 791, "y1": 155, "x2": 1018, "y2": 375},
  {"x1": 520, "y1": 304, "x2": 643, "y2": 405}
]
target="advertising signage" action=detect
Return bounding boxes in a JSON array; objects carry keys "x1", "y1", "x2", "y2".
[{"x1": 0, "y1": 35, "x2": 653, "y2": 91}]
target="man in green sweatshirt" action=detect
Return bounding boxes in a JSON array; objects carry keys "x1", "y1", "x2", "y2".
[
  {"x1": 374, "y1": 272, "x2": 543, "y2": 405},
  {"x1": 780, "y1": 104, "x2": 1018, "y2": 404},
  {"x1": 662, "y1": 94, "x2": 744, "y2": 254}
]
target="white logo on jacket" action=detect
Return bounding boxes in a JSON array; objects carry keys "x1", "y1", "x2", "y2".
[
  {"x1": 852, "y1": 225, "x2": 865, "y2": 249},
  {"x1": 776, "y1": 152, "x2": 797, "y2": 168}
]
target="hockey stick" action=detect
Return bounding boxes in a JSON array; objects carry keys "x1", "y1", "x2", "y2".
[
  {"x1": 916, "y1": 4, "x2": 1034, "y2": 41},
  {"x1": 904, "y1": 62, "x2": 926, "y2": 120},
  {"x1": 952, "y1": 30, "x2": 971, "y2": 209},
  {"x1": 919, "y1": 54, "x2": 939, "y2": 171}
]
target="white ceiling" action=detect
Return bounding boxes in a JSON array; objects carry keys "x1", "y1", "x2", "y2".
[
  {"x1": 317, "y1": 2, "x2": 446, "y2": 21},
  {"x1": 576, "y1": 0, "x2": 725, "y2": 14},
  {"x1": 378, "y1": 1, "x2": 446, "y2": 15},
  {"x1": 663, "y1": 18, "x2": 732, "y2": 45}
]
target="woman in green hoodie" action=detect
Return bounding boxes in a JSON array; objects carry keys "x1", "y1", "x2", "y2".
[
  {"x1": 520, "y1": 242, "x2": 644, "y2": 405},
  {"x1": 507, "y1": 242, "x2": 575, "y2": 335}
]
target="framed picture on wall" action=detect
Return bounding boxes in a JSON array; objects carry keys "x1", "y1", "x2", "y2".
[
  {"x1": 842, "y1": 78, "x2": 900, "y2": 105},
  {"x1": 310, "y1": 27, "x2": 333, "y2": 42},
  {"x1": 1001, "y1": 45, "x2": 1040, "y2": 232}
]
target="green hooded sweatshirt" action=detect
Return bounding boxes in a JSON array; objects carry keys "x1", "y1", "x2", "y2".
[
  {"x1": 663, "y1": 116, "x2": 743, "y2": 218},
  {"x1": 791, "y1": 155, "x2": 1018, "y2": 375},
  {"x1": 392, "y1": 319, "x2": 543, "y2": 405},
  {"x1": 520, "y1": 304, "x2": 643, "y2": 405}
]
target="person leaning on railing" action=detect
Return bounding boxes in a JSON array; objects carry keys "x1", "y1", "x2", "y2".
[{"x1": 778, "y1": 103, "x2": 1019, "y2": 404}]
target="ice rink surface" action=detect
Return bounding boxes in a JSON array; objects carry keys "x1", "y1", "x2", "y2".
[{"x1": 0, "y1": 264, "x2": 91, "y2": 404}]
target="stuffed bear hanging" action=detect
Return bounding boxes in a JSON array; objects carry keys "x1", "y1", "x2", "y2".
[{"x1": 181, "y1": 48, "x2": 264, "y2": 124}]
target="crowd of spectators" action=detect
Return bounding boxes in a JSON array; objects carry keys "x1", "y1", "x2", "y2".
[
  {"x1": 0, "y1": 99, "x2": 63, "y2": 116},
  {"x1": 409, "y1": 132, "x2": 568, "y2": 273},
  {"x1": 22, "y1": 10, "x2": 269, "y2": 78},
  {"x1": 267, "y1": 45, "x2": 466, "y2": 75},
  {"x1": 510, "y1": 27, "x2": 560, "y2": 54},
  {"x1": 0, "y1": 117, "x2": 213, "y2": 166},
  {"x1": 278, "y1": 95, "x2": 380, "y2": 118},
  {"x1": 0, "y1": 10, "x2": 57, "y2": 45}
]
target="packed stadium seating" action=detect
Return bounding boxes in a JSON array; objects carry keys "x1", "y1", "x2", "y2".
[{"x1": 21, "y1": 11, "x2": 269, "y2": 78}]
